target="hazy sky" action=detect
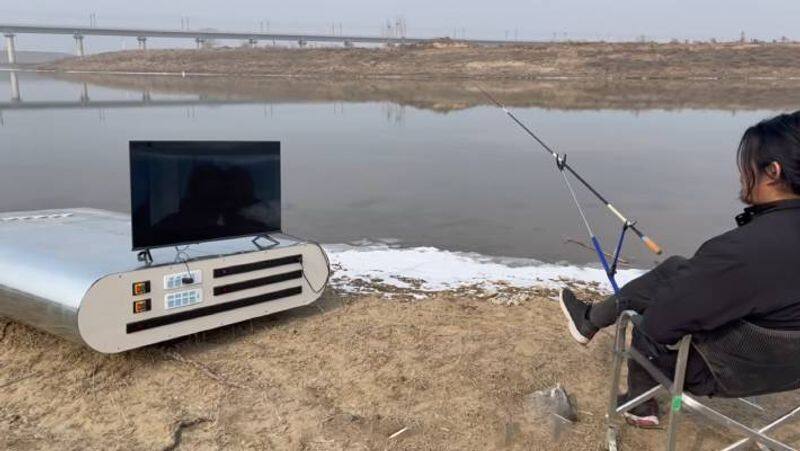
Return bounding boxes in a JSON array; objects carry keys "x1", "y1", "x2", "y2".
[{"x1": 3, "y1": 0, "x2": 800, "y2": 52}]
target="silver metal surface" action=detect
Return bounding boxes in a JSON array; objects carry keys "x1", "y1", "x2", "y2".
[
  {"x1": 666, "y1": 334, "x2": 693, "y2": 451},
  {"x1": 0, "y1": 208, "x2": 325, "y2": 350},
  {"x1": 615, "y1": 385, "x2": 665, "y2": 415}
]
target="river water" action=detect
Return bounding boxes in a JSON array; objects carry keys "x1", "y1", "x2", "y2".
[{"x1": 0, "y1": 71, "x2": 776, "y2": 280}]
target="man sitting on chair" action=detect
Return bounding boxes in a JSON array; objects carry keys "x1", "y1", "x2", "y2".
[{"x1": 559, "y1": 111, "x2": 800, "y2": 428}]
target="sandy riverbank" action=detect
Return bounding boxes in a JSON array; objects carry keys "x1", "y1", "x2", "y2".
[{"x1": 3, "y1": 284, "x2": 798, "y2": 450}]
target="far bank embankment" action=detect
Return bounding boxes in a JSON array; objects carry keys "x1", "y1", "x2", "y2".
[
  {"x1": 52, "y1": 72, "x2": 800, "y2": 113},
  {"x1": 43, "y1": 42, "x2": 800, "y2": 80}
]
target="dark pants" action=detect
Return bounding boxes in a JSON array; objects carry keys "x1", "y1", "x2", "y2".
[{"x1": 588, "y1": 256, "x2": 718, "y2": 398}]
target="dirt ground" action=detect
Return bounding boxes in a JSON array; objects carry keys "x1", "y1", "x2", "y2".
[
  {"x1": 3, "y1": 288, "x2": 798, "y2": 450},
  {"x1": 45, "y1": 41, "x2": 800, "y2": 80}
]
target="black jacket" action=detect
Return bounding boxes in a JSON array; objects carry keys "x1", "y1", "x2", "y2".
[
  {"x1": 637, "y1": 199, "x2": 800, "y2": 396},
  {"x1": 640, "y1": 199, "x2": 800, "y2": 344}
]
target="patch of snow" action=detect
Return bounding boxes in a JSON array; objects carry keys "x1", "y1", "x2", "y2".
[{"x1": 324, "y1": 242, "x2": 644, "y2": 294}]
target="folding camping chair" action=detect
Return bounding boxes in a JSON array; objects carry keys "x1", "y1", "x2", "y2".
[{"x1": 606, "y1": 310, "x2": 800, "y2": 451}]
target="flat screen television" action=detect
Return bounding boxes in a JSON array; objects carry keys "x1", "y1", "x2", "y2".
[{"x1": 130, "y1": 141, "x2": 281, "y2": 250}]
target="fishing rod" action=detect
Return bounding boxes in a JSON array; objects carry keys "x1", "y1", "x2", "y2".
[{"x1": 478, "y1": 87, "x2": 663, "y2": 293}]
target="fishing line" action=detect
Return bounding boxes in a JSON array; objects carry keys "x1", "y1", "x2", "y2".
[{"x1": 477, "y1": 86, "x2": 663, "y2": 293}]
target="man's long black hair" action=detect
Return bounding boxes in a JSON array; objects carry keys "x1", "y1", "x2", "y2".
[{"x1": 738, "y1": 111, "x2": 800, "y2": 203}]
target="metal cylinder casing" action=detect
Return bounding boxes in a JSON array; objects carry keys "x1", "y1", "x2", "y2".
[{"x1": 0, "y1": 209, "x2": 329, "y2": 353}]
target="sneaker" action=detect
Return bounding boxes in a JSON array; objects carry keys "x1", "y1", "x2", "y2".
[
  {"x1": 618, "y1": 394, "x2": 660, "y2": 428},
  {"x1": 558, "y1": 288, "x2": 599, "y2": 345}
]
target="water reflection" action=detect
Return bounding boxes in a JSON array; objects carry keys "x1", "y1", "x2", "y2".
[
  {"x1": 39, "y1": 72, "x2": 800, "y2": 113},
  {"x1": 0, "y1": 71, "x2": 780, "y2": 267},
  {"x1": 9, "y1": 70, "x2": 20, "y2": 102},
  {"x1": 0, "y1": 72, "x2": 411, "y2": 127},
  {"x1": 1, "y1": 74, "x2": 262, "y2": 113}
]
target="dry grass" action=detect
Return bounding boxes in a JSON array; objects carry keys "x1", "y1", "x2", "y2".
[
  {"x1": 1, "y1": 290, "x2": 798, "y2": 450},
  {"x1": 45, "y1": 42, "x2": 800, "y2": 80}
]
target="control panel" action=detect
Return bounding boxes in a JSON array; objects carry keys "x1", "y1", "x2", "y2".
[
  {"x1": 165, "y1": 289, "x2": 203, "y2": 310},
  {"x1": 163, "y1": 270, "x2": 202, "y2": 290}
]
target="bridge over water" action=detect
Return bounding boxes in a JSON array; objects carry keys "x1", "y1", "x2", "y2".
[
  {"x1": 1, "y1": 23, "x2": 535, "y2": 63},
  {"x1": 0, "y1": 70, "x2": 276, "y2": 112},
  {"x1": 0, "y1": 70, "x2": 380, "y2": 128}
]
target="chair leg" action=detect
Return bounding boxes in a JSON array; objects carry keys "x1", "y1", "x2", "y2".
[
  {"x1": 665, "y1": 335, "x2": 692, "y2": 451},
  {"x1": 682, "y1": 395, "x2": 795, "y2": 451},
  {"x1": 606, "y1": 315, "x2": 629, "y2": 450},
  {"x1": 721, "y1": 405, "x2": 800, "y2": 451},
  {"x1": 604, "y1": 313, "x2": 798, "y2": 451},
  {"x1": 607, "y1": 316, "x2": 628, "y2": 417}
]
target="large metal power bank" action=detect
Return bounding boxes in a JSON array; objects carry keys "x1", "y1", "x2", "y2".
[{"x1": 0, "y1": 208, "x2": 329, "y2": 353}]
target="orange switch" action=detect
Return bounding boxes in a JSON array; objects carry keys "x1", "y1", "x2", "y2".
[
  {"x1": 132, "y1": 281, "x2": 150, "y2": 296},
  {"x1": 133, "y1": 299, "x2": 151, "y2": 314}
]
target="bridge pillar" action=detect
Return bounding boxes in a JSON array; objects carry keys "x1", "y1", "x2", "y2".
[
  {"x1": 195, "y1": 38, "x2": 205, "y2": 49},
  {"x1": 4, "y1": 33, "x2": 16, "y2": 65},
  {"x1": 137, "y1": 36, "x2": 147, "y2": 51},
  {"x1": 80, "y1": 83, "x2": 89, "y2": 104},
  {"x1": 9, "y1": 70, "x2": 20, "y2": 102},
  {"x1": 74, "y1": 34, "x2": 85, "y2": 57}
]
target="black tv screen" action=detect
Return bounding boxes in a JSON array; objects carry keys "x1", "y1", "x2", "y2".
[{"x1": 130, "y1": 141, "x2": 281, "y2": 250}]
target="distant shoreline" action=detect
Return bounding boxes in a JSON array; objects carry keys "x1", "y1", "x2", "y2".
[
  {"x1": 41, "y1": 70, "x2": 800, "y2": 113},
  {"x1": 41, "y1": 41, "x2": 800, "y2": 80}
]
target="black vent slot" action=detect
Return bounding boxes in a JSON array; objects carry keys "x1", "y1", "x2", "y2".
[
  {"x1": 214, "y1": 270, "x2": 303, "y2": 296},
  {"x1": 214, "y1": 255, "x2": 302, "y2": 278},
  {"x1": 126, "y1": 286, "x2": 302, "y2": 334}
]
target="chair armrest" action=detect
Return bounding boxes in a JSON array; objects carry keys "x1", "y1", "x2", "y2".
[
  {"x1": 619, "y1": 309, "x2": 688, "y2": 350},
  {"x1": 630, "y1": 313, "x2": 644, "y2": 329}
]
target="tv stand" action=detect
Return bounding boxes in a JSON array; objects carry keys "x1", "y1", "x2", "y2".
[
  {"x1": 137, "y1": 249, "x2": 153, "y2": 265},
  {"x1": 252, "y1": 234, "x2": 280, "y2": 249}
]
